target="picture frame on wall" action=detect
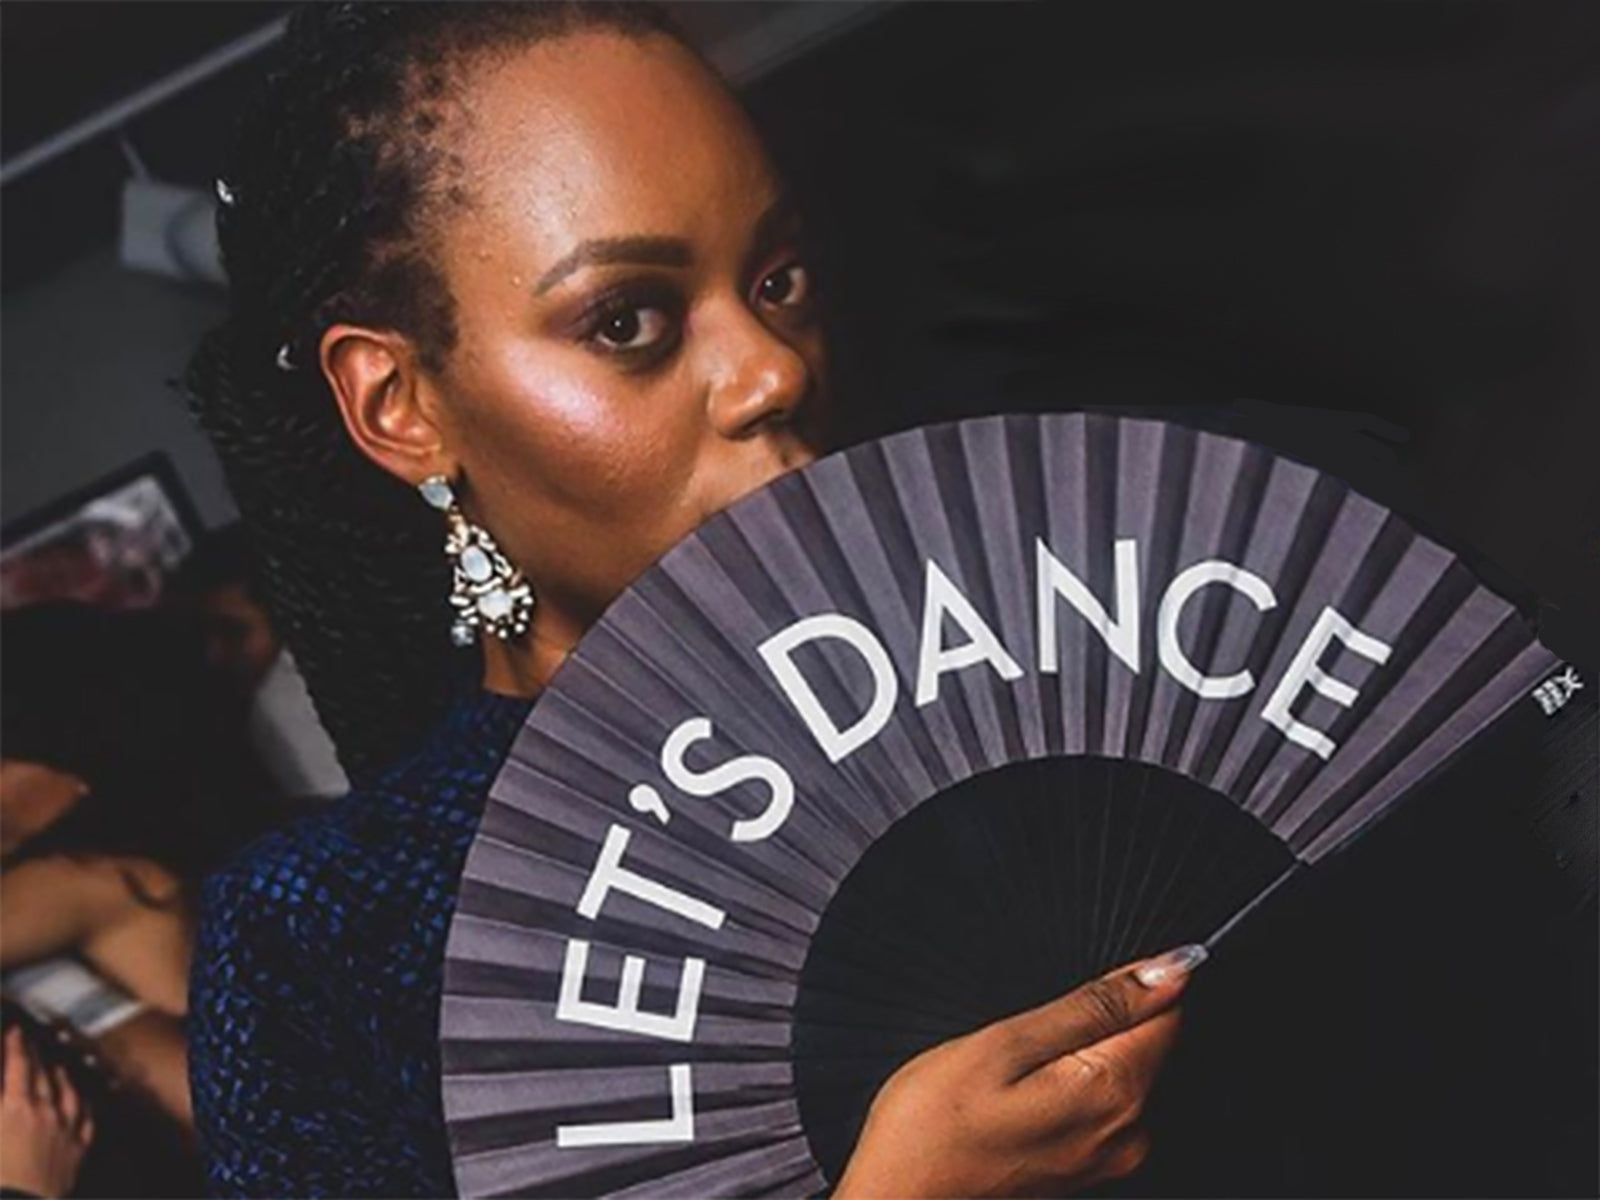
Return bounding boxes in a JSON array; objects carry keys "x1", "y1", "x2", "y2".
[{"x1": 0, "y1": 452, "x2": 204, "y2": 612}]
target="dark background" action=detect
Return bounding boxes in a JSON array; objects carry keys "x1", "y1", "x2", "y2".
[
  {"x1": 5, "y1": 3, "x2": 1596, "y2": 661},
  {"x1": 4, "y1": 2, "x2": 1595, "y2": 1195},
  {"x1": 746, "y1": 2, "x2": 1599, "y2": 669},
  {"x1": 748, "y1": 9, "x2": 1598, "y2": 1190}
]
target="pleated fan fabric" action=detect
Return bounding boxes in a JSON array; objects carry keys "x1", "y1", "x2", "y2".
[{"x1": 443, "y1": 413, "x2": 1556, "y2": 1197}]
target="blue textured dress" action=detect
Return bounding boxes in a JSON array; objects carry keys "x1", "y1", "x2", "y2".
[{"x1": 188, "y1": 686, "x2": 532, "y2": 1197}]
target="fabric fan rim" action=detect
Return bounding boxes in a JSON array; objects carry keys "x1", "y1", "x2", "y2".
[
  {"x1": 441, "y1": 409, "x2": 1559, "y2": 1199},
  {"x1": 962, "y1": 402, "x2": 1548, "y2": 625}
]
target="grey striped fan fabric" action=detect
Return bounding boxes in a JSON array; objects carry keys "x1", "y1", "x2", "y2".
[{"x1": 443, "y1": 413, "x2": 1555, "y2": 1197}]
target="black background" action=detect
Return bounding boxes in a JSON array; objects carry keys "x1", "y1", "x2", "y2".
[
  {"x1": 750, "y1": 7, "x2": 1598, "y2": 1192},
  {"x1": 748, "y1": 2, "x2": 1598, "y2": 671},
  {"x1": 788, "y1": 687, "x2": 1595, "y2": 1197},
  {"x1": 6, "y1": 3, "x2": 1595, "y2": 1194}
]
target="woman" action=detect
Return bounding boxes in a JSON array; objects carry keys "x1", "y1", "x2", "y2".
[{"x1": 185, "y1": 5, "x2": 1203, "y2": 1196}]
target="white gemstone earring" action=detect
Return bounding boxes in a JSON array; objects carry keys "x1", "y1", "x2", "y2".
[{"x1": 418, "y1": 474, "x2": 535, "y2": 646}]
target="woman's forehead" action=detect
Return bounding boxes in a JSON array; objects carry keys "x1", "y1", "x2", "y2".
[{"x1": 444, "y1": 30, "x2": 776, "y2": 271}]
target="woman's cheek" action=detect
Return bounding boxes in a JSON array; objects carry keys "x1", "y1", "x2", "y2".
[
  {"x1": 572, "y1": 374, "x2": 710, "y2": 517},
  {"x1": 468, "y1": 368, "x2": 623, "y2": 497}
]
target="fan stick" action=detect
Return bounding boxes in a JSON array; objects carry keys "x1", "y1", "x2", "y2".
[
  {"x1": 1102, "y1": 760, "x2": 1156, "y2": 966},
  {"x1": 1122, "y1": 803, "x2": 1238, "y2": 959},
  {"x1": 1086, "y1": 757, "x2": 1118, "y2": 973},
  {"x1": 1202, "y1": 860, "x2": 1308, "y2": 952}
]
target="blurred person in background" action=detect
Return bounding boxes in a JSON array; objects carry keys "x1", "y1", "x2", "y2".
[
  {"x1": 0, "y1": 602, "x2": 298, "y2": 1142},
  {"x1": 0, "y1": 1023, "x2": 94, "y2": 1199},
  {"x1": 0, "y1": 994, "x2": 206, "y2": 1199},
  {"x1": 166, "y1": 524, "x2": 347, "y2": 799}
]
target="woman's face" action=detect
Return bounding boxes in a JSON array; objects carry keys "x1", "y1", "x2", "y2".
[{"x1": 422, "y1": 31, "x2": 829, "y2": 632}]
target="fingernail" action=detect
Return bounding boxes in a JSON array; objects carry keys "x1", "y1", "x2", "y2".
[{"x1": 1134, "y1": 944, "x2": 1208, "y2": 987}]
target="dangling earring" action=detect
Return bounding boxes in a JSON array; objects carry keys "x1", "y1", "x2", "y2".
[{"x1": 418, "y1": 474, "x2": 535, "y2": 646}]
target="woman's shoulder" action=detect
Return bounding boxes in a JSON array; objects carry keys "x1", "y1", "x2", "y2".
[
  {"x1": 195, "y1": 806, "x2": 360, "y2": 972},
  {"x1": 196, "y1": 687, "x2": 533, "y2": 963},
  {"x1": 196, "y1": 787, "x2": 446, "y2": 959},
  {"x1": 191, "y1": 796, "x2": 428, "y2": 1018}
]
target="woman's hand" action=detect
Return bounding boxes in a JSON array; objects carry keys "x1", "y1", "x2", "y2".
[
  {"x1": 1, "y1": 1025, "x2": 94, "y2": 1199},
  {"x1": 834, "y1": 945, "x2": 1205, "y2": 1199}
]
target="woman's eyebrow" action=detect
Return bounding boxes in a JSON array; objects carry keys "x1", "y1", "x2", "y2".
[
  {"x1": 533, "y1": 197, "x2": 799, "y2": 296},
  {"x1": 747, "y1": 195, "x2": 802, "y2": 269},
  {"x1": 534, "y1": 236, "x2": 691, "y2": 295}
]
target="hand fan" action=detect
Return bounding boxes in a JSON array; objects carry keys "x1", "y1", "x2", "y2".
[{"x1": 441, "y1": 412, "x2": 1558, "y2": 1198}]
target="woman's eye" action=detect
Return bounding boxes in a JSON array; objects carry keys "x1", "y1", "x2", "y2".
[
  {"x1": 757, "y1": 262, "x2": 810, "y2": 308},
  {"x1": 593, "y1": 304, "x2": 673, "y2": 351}
]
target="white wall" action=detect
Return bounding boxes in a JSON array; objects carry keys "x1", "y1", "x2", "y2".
[{"x1": 2, "y1": 247, "x2": 237, "y2": 530}]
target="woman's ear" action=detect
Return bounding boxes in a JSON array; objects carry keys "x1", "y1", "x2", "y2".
[{"x1": 320, "y1": 323, "x2": 453, "y2": 485}]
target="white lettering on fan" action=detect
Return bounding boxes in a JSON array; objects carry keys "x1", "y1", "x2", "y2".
[
  {"x1": 555, "y1": 1064, "x2": 695, "y2": 1148},
  {"x1": 555, "y1": 939, "x2": 705, "y2": 1042},
  {"x1": 659, "y1": 717, "x2": 795, "y2": 844},
  {"x1": 761, "y1": 539, "x2": 1392, "y2": 766},
  {"x1": 1260, "y1": 605, "x2": 1393, "y2": 759},
  {"x1": 1157, "y1": 560, "x2": 1278, "y2": 699},
  {"x1": 916, "y1": 558, "x2": 1024, "y2": 706},
  {"x1": 757, "y1": 613, "x2": 898, "y2": 762},
  {"x1": 551, "y1": 535, "x2": 1398, "y2": 1150}
]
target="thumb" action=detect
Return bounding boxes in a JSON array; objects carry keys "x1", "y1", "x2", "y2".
[{"x1": 994, "y1": 944, "x2": 1208, "y2": 1078}]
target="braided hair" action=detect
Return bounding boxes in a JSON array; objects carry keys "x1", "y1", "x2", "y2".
[{"x1": 183, "y1": 3, "x2": 683, "y2": 782}]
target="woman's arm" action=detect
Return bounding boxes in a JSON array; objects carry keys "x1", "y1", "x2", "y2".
[
  {"x1": 92, "y1": 1009, "x2": 193, "y2": 1135},
  {"x1": 0, "y1": 955, "x2": 191, "y2": 1132},
  {"x1": 4, "y1": 857, "x2": 191, "y2": 1018},
  {"x1": 0, "y1": 860, "x2": 103, "y2": 969}
]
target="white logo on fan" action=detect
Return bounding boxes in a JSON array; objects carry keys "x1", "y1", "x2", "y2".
[{"x1": 1532, "y1": 666, "x2": 1583, "y2": 715}]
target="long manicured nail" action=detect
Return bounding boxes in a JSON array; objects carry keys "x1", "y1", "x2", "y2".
[{"x1": 1134, "y1": 944, "x2": 1209, "y2": 987}]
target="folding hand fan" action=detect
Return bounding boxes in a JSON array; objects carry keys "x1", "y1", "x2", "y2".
[{"x1": 441, "y1": 413, "x2": 1558, "y2": 1199}]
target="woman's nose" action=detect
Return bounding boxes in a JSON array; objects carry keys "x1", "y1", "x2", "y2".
[{"x1": 706, "y1": 308, "x2": 814, "y2": 439}]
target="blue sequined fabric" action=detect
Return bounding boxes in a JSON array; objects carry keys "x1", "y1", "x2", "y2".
[{"x1": 189, "y1": 687, "x2": 532, "y2": 1198}]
